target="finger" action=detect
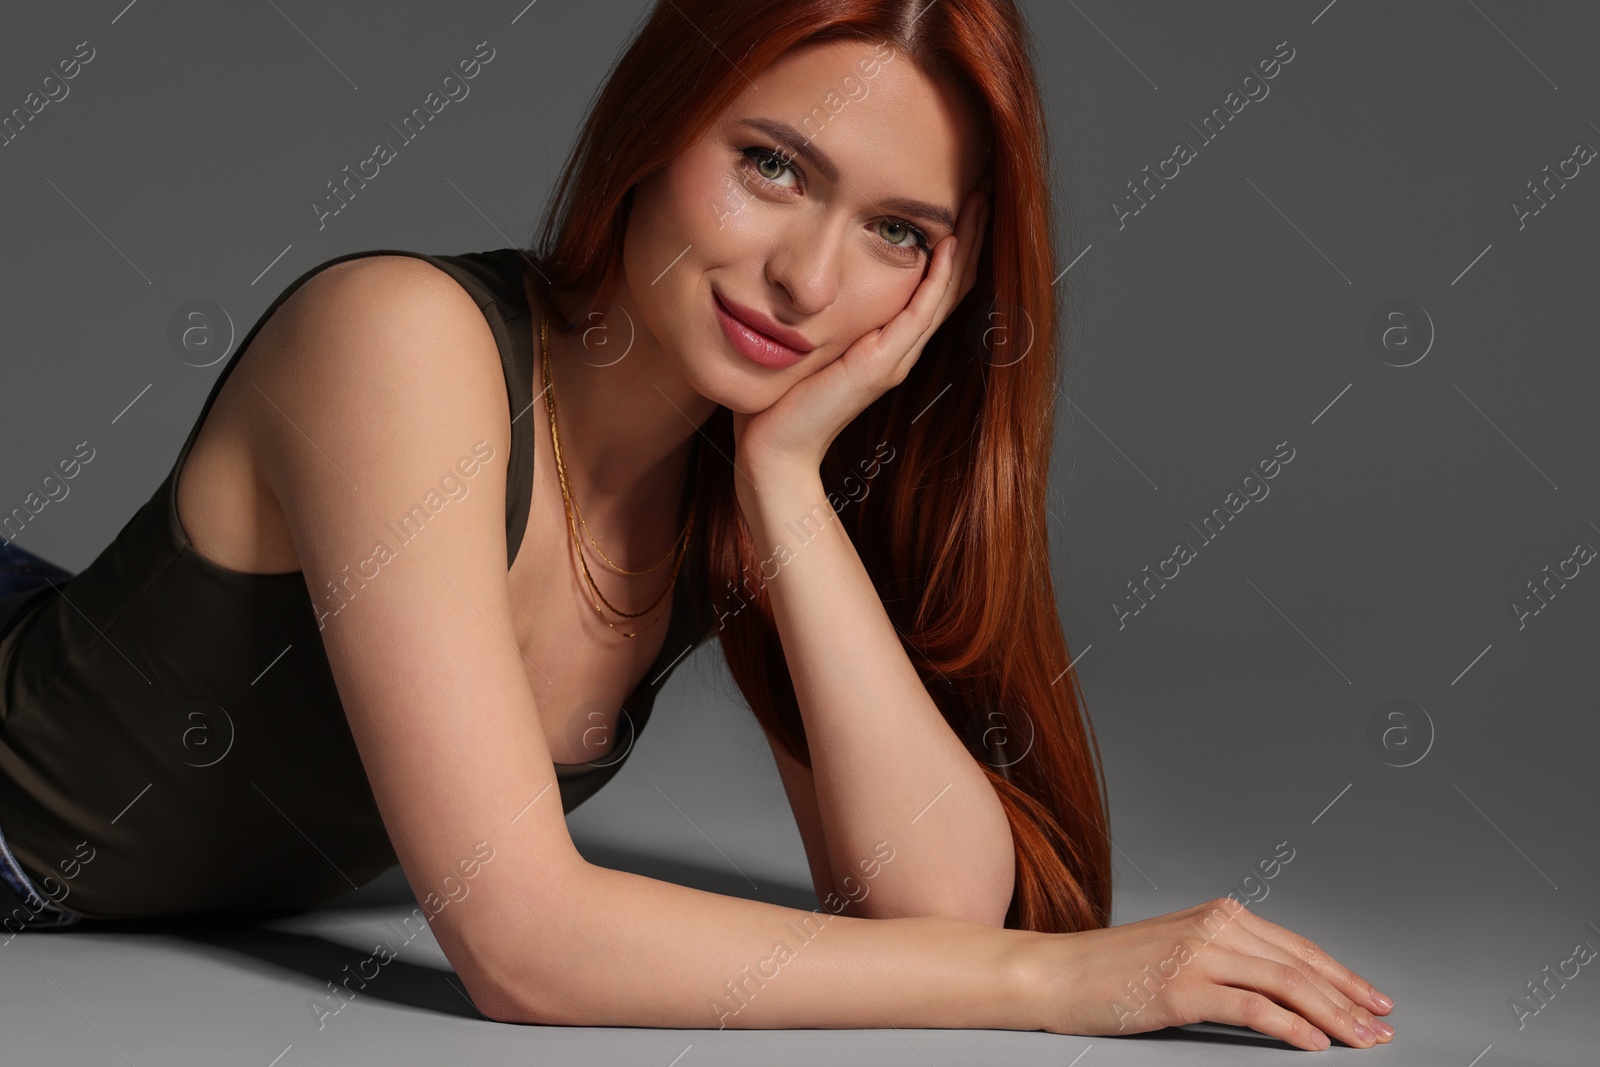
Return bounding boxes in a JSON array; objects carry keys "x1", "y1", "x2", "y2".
[
  {"x1": 927, "y1": 222, "x2": 967, "y2": 330},
  {"x1": 873, "y1": 232, "x2": 958, "y2": 363},
  {"x1": 1190, "y1": 984, "x2": 1330, "y2": 1052},
  {"x1": 933, "y1": 187, "x2": 986, "y2": 327},
  {"x1": 897, "y1": 233, "x2": 962, "y2": 378},
  {"x1": 918, "y1": 229, "x2": 964, "y2": 345},
  {"x1": 1232, "y1": 926, "x2": 1394, "y2": 1044},
  {"x1": 1205, "y1": 950, "x2": 1379, "y2": 1050},
  {"x1": 892, "y1": 194, "x2": 982, "y2": 380},
  {"x1": 875, "y1": 187, "x2": 983, "y2": 381},
  {"x1": 1232, "y1": 906, "x2": 1394, "y2": 1016}
]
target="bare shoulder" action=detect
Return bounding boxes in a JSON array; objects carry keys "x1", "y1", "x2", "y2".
[
  {"x1": 176, "y1": 253, "x2": 510, "y2": 575},
  {"x1": 248, "y1": 253, "x2": 499, "y2": 408},
  {"x1": 243, "y1": 253, "x2": 510, "y2": 505}
]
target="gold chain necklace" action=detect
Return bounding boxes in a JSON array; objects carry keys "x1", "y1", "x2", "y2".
[{"x1": 540, "y1": 308, "x2": 699, "y2": 638}]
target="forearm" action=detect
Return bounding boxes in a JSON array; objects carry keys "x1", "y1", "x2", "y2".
[
  {"x1": 739, "y1": 466, "x2": 1014, "y2": 924},
  {"x1": 493, "y1": 857, "x2": 1040, "y2": 1029}
]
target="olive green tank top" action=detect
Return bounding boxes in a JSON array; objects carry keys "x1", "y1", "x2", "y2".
[{"x1": 0, "y1": 247, "x2": 714, "y2": 921}]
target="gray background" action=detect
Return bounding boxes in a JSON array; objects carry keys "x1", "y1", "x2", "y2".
[{"x1": 2, "y1": 0, "x2": 1597, "y2": 1063}]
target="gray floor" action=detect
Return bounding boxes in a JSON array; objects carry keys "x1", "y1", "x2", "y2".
[
  {"x1": 4, "y1": 648, "x2": 1595, "y2": 1064},
  {"x1": 4, "y1": 0, "x2": 1599, "y2": 1062}
]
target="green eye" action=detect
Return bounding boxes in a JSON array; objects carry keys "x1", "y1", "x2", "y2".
[
  {"x1": 877, "y1": 219, "x2": 930, "y2": 258},
  {"x1": 742, "y1": 147, "x2": 798, "y2": 187},
  {"x1": 756, "y1": 154, "x2": 786, "y2": 181},
  {"x1": 879, "y1": 221, "x2": 912, "y2": 245}
]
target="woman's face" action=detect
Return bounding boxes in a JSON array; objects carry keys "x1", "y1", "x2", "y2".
[{"x1": 621, "y1": 38, "x2": 990, "y2": 414}]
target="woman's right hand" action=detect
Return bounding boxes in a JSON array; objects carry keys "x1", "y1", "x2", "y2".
[{"x1": 1022, "y1": 896, "x2": 1396, "y2": 1051}]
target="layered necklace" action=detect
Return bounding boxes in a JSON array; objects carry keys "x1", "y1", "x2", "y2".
[{"x1": 539, "y1": 308, "x2": 700, "y2": 638}]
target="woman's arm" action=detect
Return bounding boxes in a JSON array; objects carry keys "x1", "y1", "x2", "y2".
[
  {"x1": 489, "y1": 861, "x2": 1035, "y2": 1028},
  {"x1": 243, "y1": 255, "x2": 1034, "y2": 1028},
  {"x1": 735, "y1": 463, "x2": 1016, "y2": 927},
  {"x1": 243, "y1": 256, "x2": 1391, "y2": 1047}
]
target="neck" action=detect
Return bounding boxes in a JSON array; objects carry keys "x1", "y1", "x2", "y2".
[{"x1": 532, "y1": 275, "x2": 717, "y2": 551}]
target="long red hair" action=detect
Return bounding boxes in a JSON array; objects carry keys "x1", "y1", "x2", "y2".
[{"x1": 524, "y1": 0, "x2": 1111, "y2": 933}]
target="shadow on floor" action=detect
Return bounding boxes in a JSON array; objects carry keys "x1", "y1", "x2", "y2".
[{"x1": 24, "y1": 843, "x2": 819, "y2": 1022}]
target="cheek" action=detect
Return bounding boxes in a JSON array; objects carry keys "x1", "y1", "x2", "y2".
[
  {"x1": 623, "y1": 155, "x2": 745, "y2": 306},
  {"x1": 626, "y1": 171, "x2": 689, "y2": 269},
  {"x1": 659, "y1": 148, "x2": 752, "y2": 251},
  {"x1": 703, "y1": 180, "x2": 792, "y2": 270},
  {"x1": 709, "y1": 167, "x2": 763, "y2": 240},
  {"x1": 837, "y1": 275, "x2": 923, "y2": 341},
  {"x1": 623, "y1": 174, "x2": 703, "y2": 340}
]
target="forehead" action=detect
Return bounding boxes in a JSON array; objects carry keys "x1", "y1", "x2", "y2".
[{"x1": 720, "y1": 38, "x2": 988, "y2": 203}]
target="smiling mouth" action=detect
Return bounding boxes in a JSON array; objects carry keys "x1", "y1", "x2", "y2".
[{"x1": 712, "y1": 290, "x2": 813, "y2": 369}]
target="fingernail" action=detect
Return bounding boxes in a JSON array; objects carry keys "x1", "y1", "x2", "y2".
[
  {"x1": 1372, "y1": 1018, "x2": 1395, "y2": 1037},
  {"x1": 1353, "y1": 1022, "x2": 1373, "y2": 1042},
  {"x1": 1371, "y1": 989, "x2": 1394, "y2": 1011}
]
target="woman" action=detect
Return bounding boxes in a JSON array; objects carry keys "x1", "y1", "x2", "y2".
[{"x1": 0, "y1": 0, "x2": 1396, "y2": 1048}]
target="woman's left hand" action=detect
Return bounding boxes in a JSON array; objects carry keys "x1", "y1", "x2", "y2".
[{"x1": 731, "y1": 182, "x2": 990, "y2": 487}]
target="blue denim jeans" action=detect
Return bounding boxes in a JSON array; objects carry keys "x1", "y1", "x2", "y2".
[{"x1": 0, "y1": 538, "x2": 84, "y2": 931}]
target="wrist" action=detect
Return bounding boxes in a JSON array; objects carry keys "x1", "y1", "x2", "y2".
[
  {"x1": 995, "y1": 928, "x2": 1053, "y2": 1032},
  {"x1": 735, "y1": 461, "x2": 825, "y2": 522}
]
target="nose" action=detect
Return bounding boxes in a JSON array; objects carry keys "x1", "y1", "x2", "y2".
[{"x1": 764, "y1": 216, "x2": 842, "y2": 318}]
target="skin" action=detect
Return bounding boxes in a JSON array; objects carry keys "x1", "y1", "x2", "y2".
[
  {"x1": 534, "y1": 36, "x2": 990, "y2": 528},
  {"x1": 173, "y1": 37, "x2": 1398, "y2": 1046}
]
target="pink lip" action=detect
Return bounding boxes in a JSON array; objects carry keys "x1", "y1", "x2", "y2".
[{"x1": 713, "y1": 289, "x2": 814, "y2": 370}]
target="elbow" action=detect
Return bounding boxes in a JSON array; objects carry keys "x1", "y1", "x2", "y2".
[
  {"x1": 460, "y1": 934, "x2": 584, "y2": 1026},
  {"x1": 459, "y1": 965, "x2": 534, "y2": 1024},
  {"x1": 466, "y1": 975, "x2": 589, "y2": 1027},
  {"x1": 449, "y1": 863, "x2": 594, "y2": 1025},
  {"x1": 453, "y1": 925, "x2": 545, "y2": 1024}
]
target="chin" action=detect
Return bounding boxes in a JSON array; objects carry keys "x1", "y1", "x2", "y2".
[
  {"x1": 684, "y1": 357, "x2": 781, "y2": 415},
  {"x1": 671, "y1": 330, "x2": 796, "y2": 415}
]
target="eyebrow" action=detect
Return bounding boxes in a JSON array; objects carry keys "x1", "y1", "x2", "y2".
[{"x1": 736, "y1": 116, "x2": 958, "y2": 234}]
